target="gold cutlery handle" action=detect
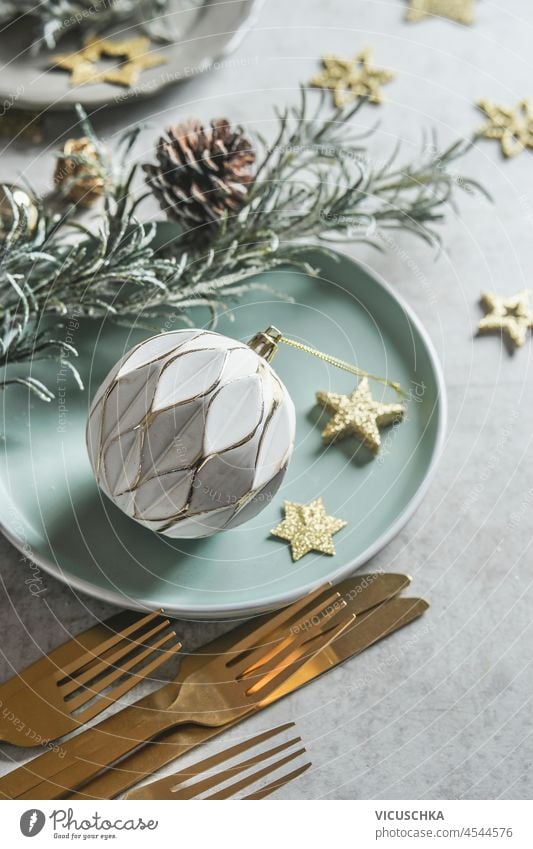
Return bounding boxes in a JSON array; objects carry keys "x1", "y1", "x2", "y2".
[
  {"x1": 0, "y1": 690, "x2": 173, "y2": 800},
  {"x1": 70, "y1": 723, "x2": 232, "y2": 800},
  {"x1": 10, "y1": 705, "x2": 196, "y2": 800},
  {"x1": 5, "y1": 682, "x2": 256, "y2": 801}
]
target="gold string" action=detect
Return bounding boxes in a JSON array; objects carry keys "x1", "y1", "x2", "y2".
[{"x1": 278, "y1": 335, "x2": 406, "y2": 398}]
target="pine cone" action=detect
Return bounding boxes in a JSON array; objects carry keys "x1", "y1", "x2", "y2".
[
  {"x1": 54, "y1": 137, "x2": 104, "y2": 207},
  {"x1": 143, "y1": 118, "x2": 256, "y2": 238}
]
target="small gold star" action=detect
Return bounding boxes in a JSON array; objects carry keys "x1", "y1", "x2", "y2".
[
  {"x1": 405, "y1": 0, "x2": 475, "y2": 24},
  {"x1": 51, "y1": 36, "x2": 166, "y2": 88},
  {"x1": 316, "y1": 378, "x2": 405, "y2": 455},
  {"x1": 271, "y1": 498, "x2": 347, "y2": 562},
  {"x1": 478, "y1": 291, "x2": 533, "y2": 348},
  {"x1": 309, "y1": 48, "x2": 395, "y2": 108},
  {"x1": 476, "y1": 99, "x2": 533, "y2": 158}
]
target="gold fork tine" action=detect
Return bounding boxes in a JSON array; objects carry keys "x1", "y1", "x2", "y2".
[
  {"x1": 66, "y1": 632, "x2": 180, "y2": 714},
  {"x1": 0, "y1": 611, "x2": 180, "y2": 751},
  {"x1": 206, "y1": 747, "x2": 308, "y2": 800},
  {"x1": 241, "y1": 607, "x2": 344, "y2": 689},
  {"x1": 74, "y1": 638, "x2": 181, "y2": 725},
  {"x1": 243, "y1": 762, "x2": 312, "y2": 800},
  {"x1": 260, "y1": 610, "x2": 356, "y2": 677},
  {"x1": 167, "y1": 723, "x2": 296, "y2": 784},
  {"x1": 59, "y1": 610, "x2": 165, "y2": 678},
  {"x1": 224, "y1": 585, "x2": 332, "y2": 661},
  {"x1": 172, "y1": 738, "x2": 303, "y2": 800},
  {"x1": 249, "y1": 613, "x2": 355, "y2": 701},
  {"x1": 241, "y1": 600, "x2": 350, "y2": 689},
  {"x1": 59, "y1": 618, "x2": 173, "y2": 697},
  {"x1": 229, "y1": 589, "x2": 342, "y2": 676},
  {"x1": 125, "y1": 723, "x2": 297, "y2": 799}
]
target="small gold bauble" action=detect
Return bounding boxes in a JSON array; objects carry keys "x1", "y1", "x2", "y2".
[
  {"x1": 54, "y1": 137, "x2": 105, "y2": 207},
  {"x1": 0, "y1": 184, "x2": 39, "y2": 238}
]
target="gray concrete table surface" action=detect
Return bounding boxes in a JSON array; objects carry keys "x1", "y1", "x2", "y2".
[{"x1": 1, "y1": 0, "x2": 532, "y2": 800}]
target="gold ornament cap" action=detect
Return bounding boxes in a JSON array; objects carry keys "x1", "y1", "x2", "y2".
[{"x1": 247, "y1": 326, "x2": 282, "y2": 362}]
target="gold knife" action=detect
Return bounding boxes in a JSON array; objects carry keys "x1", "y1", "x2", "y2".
[{"x1": 85, "y1": 594, "x2": 427, "y2": 800}]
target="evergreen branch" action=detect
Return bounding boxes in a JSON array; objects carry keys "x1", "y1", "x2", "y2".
[{"x1": 0, "y1": 95, "x2": 485, "y2": 398}]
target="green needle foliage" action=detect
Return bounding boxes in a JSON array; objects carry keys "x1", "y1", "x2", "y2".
[{"x1": 0, "y1": 96, "x2": 486, "y2": 399}]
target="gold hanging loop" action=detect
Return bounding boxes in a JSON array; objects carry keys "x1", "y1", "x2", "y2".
[{"x1": 248, "y1": 326, "x2": 405, "y2": 398}]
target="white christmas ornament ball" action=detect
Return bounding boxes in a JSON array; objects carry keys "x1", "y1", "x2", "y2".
[{"x1": 86, "y1": 329, "x2": 296, "y2": 538}]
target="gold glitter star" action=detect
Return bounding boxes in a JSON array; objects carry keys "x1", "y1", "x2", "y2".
[
  {"x1": 476, "y1": 99, "x2": 533, "y2": 158},
  {"x1": 271, "y1": 498, "x2": 347, "y2": 562},
  {"x1": 51, "y1": 36, "x2": 166, "y2": 88},
  {"x1": 316, "y1": 378, "x2": 405, "y2": 455},
  {"x1": 478, "y1": 291, "x2": 533, "y2": 348},
  {"x1": 405, "y1": 0, "x2": 475, "y2": 24},
  {"x1": 309, "y1": 48, "x2": 395, "y2": 108}
]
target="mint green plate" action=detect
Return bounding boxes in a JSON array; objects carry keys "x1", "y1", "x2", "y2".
[{"x1": 0, "y1": 249, "x2": 445, "y2": 619}]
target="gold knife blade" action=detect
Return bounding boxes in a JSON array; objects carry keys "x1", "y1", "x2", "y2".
[{"x1": 84, "y1": 595, "x2": 428, "y2": 801}]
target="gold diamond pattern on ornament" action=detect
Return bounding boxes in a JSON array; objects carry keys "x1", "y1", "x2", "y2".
[
  {"x1": 477, "y1": 291, "x2": 533, "y2": 348},
  {"x1": 51, "y1": 36, "x2": 166, "y2": 88},
  {"x1": 87, "y1": 329, "x2": 296, "y2": 539},
  {"x1": 316, "y1": 378, "x2": 405, "y2": 455},
  {"x1": 405, "y1": 0, "x2": 475, "y2": 24},
  {"x1": 309, "y1": 48, "x2": 395, "y2": 108},
  {"x1": 476, "y1": 99, "x2": 533, "y2": 158},
  {"x1": 271, "y1": 498, "x2": 347, "y2": 562}
]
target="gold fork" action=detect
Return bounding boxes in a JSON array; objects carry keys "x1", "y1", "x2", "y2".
[
  {"x1": 6, "y1": 587, "x2": 353, "y2": 799},
  {"x1": 71, "y1": 578, "x2": 418, "y2": 801},
  {"x1": 0, "y1": 610, "x2": 181, "y2": 746},
  {"x1": 125, "y1": 723, "x2": 310, "y2": 800}
]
